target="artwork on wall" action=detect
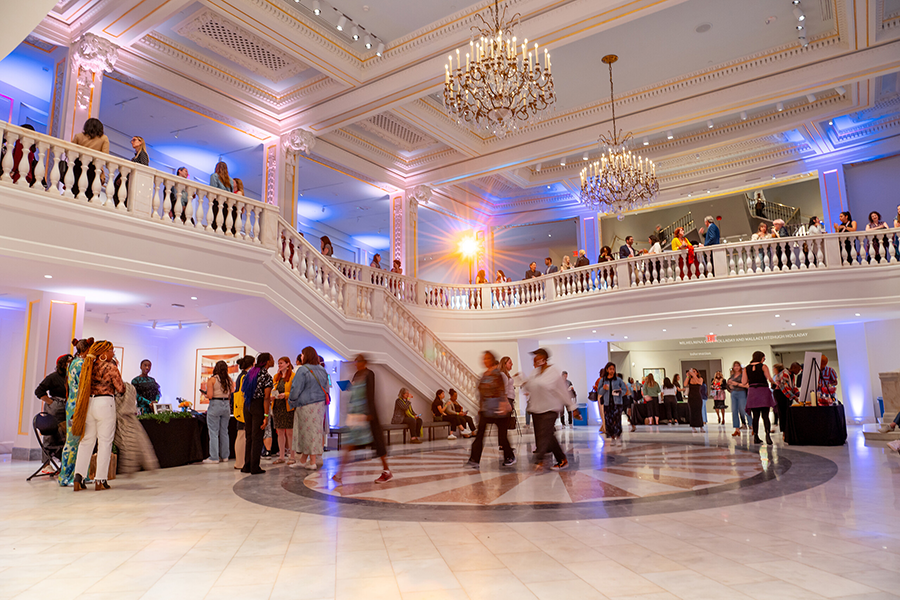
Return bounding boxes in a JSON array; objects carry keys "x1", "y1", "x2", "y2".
[
  {"x1": 114, "y1": 347, "x2": 124, "y2": 370},
  {"x1": 194, "y1": 346, "x2": 246, "y2": 410},
  {"x1": 642, "y1": 368, "x2": 666, "y2": 384}
]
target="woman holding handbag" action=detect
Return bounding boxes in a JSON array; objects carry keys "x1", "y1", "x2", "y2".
[
  {"x1": 288, "y1": 347, "x2": 329, "y2": 470},
  {"x1": 466, "y1": 351, "x2": 516, "y2": 469},
  {"x1": 270, "y1": 357, "x2": 296, "y2": 465}
]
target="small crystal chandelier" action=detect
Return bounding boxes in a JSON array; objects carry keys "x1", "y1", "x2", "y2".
[
  {"x1": 443, "y1": 0, "x2": 556, "y2": 138},
  {"x1": 580, "y1": 54, "x2": 658, "y2": 218}
]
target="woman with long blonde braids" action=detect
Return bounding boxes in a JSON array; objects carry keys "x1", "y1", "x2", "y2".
[{"x1": 72, "y1": 340, "x2": 124, "y2": 491}]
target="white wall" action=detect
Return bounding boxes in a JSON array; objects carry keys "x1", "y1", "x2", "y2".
[
  {"x1": 83, "y1": 317, "x2": 256, "y2": 408},
  {"x1": 844, "y1": 153, "x2": 900, "y2": 227},
  {"x1": 0, "y1": 307, "x2": 26, "y2": 452}
]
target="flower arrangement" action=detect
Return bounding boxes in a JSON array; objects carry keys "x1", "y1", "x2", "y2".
[{"x1": 178, "y1": 400, "x2": 192, "y2": 413}]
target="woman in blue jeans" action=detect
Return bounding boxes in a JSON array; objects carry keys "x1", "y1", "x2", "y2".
[
  {"x1": 727, "y1": 361, "x2": 748, "y2": 437},
  {"x1": 204, "y1": 360, "x2": 234, "y2": 463}
]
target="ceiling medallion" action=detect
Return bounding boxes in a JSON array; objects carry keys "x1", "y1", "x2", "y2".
[
  {"x1": 443, "y1": 0, "x2": 556, "y2": 138},
  {"x1": 580, "y1": 54, "x2": 658, "y2": 219}
]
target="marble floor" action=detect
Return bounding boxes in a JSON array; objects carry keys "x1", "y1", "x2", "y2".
[{"x1": 2, "y1": 424, "x2": 899, "y2": 600}]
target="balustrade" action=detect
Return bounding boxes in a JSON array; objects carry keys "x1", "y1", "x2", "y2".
[{"x1": 839, "y1": 230, "x2": 899, "y2": 266}]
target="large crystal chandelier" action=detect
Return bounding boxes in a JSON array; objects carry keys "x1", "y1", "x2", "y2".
[
  {"x1": 580, "y1": 55, "x2": 658, "y2": 217},
  {"x1": 443, "y1": 0, "x2": 556, "y2": 138}
]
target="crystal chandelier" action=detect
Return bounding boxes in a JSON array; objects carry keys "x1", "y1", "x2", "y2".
[
  {"x1": 580, "y1": 54, "x2": 658, "y2": 217},
  {"x1": 443, "y1": 0, "x2": 556, "y2": 138}
]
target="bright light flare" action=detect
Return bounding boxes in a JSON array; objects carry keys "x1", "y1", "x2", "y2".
[{"x1": 458, "y1": 236, "x2": 479, "y2": 258}]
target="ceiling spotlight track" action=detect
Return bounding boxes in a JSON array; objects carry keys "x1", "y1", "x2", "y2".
[
  {"x1": 793, "y1": 1, "x2": 808, "y2": 46},
  {"x1": 301, "y1": 1, "x2": 381, "y2": 52}
]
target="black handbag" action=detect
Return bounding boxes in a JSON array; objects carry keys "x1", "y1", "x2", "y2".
[{"x1": 588, "y1": 390, "x2": 598, "y2": 402}]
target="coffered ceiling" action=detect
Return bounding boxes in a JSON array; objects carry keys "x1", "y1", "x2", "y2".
[{"x1": 23, "y1": 0, "x2": 900, "y2": 235}]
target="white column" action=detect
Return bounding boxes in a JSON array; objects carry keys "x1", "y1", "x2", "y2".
[
  {"x1": 391, "y1": 186, "x2": 430, "y2": 277},
  {"x1": 834, "y1": 322, "x2": 875, "y2": 423},
  {"x1": 59, "y1": 33, "x2": 119, "y2": 143},
  {"x1": 270, "y1": 128, "x2": 316, "y2": 228},
  {"x1": 12, "y1": 292, "x2": 85, "y2": 460}
]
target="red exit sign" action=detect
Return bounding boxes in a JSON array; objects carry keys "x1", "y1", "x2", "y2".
[{"x1": 706, "y1": 334, "x2": 717, "y2": 343}]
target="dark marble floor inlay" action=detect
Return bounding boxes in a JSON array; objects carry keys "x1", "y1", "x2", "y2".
[{"x1": 232, "y1": 440, "x2": 838, "y2": 522}]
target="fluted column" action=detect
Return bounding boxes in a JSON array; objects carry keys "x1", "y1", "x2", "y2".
[
  {"x1": 59, "y1": 33, "x2": 118, "y2": 142},
  {"x1": 266, "y1": 128, "x2": 316, "y2": 227}
]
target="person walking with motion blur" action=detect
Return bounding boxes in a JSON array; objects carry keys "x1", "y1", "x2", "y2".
[
  {"x1": 333, "y1": 354, "x2": 393, "y2": 484},
  {"x1": 519, "y1": 348, "x2": 579, "y2": 471},
  {"x1": 466, "y1": 351, "x2": 516, "y2": 469}
]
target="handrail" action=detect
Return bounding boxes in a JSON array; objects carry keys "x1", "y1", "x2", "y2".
[
  {"x1": 660, "y1": 211, "x2": 694, "y2": 243},
  {"x1": 0, "y1": 121, "x2": 279, "y2": 247}
]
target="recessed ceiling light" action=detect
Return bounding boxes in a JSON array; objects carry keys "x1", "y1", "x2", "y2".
[
  {"x1": 547, "y1": 185, "x2": 551, "y2": 189},
  {"x1": 642, "y1": 137, "x2": 649, "y2": 145},
  {"x1": 776, "y1": 102, "x2": 784, "y2": 111},
  {"x1": 855, "y1": 313, "x2": 860, "y2": 316},
  {"x1": 560, "y1": 159, "x2": 566, "y2": 166},
  {"x1": 592, "y1": 330, "x2": 596, "y2": 333},
  {"x1": 709, "y1": 332, "x2": 714, "y2": 335},
  {"x1": 190, "y1": 296, "x2": 198, "y2": 300},
  {"x1": 828, "y1": 120, "x2": 834, "y2": 125},
  {"x1": 312, "y1": 0, "x2": 320, "y2": 15},
  {"x1": 775, "y1": 314, "x2": 780, "y2": 317},
  {"x1": 707, "y1": 120, "x2": 714, "y2": 129},
  {"x1": 582, "y1": 152, "x2": 589, "y2": 161},
  {"x1": 567, "y1": 337, "x2": 571, "y2": 340},
  {"x1": 662, "y1": 329, "x2": 667, "y2": 332},
  {"x1": 666, "y1": 131, "x2": 674, "y2": 140},
  {"x1": 624, "y1": 336, "x2": 628, "y2": 339},
  {"x1": 740, "y1": 111, "x2": 748, "y2": 120},
  {"x1": 728, "y1": 324, "x2": 733, "y2": 327},
  {"x1": 44, "y1": 275, "x2": 52, "y2": 279},
  {"x1": 791, "y1": 323, "x2": 797, "y2": 326}
]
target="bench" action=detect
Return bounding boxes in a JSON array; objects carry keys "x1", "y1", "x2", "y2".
[
  {"x1": 328, "y1": 428, "x2": 343, "y2": 450},
  {"x1": 423, "y1": 421, "x2": 451, "y2": 441},
  {"x1": 382, "y1": 423, "x2": 409, "y2": 445}
]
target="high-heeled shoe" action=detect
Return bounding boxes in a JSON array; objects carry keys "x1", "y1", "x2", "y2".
[
  {"x1": 753, "y1": 437, "x2": 763, "y2": 444},
  {"x1": 766, "y1": 436, "x2": 773, "y2": 445},
  {"x1": 95, "y1": 480, "x2": 110, "y2": 491},
  {"x1": 73, "y1": 473, "x2": 85, "y2": 492}
]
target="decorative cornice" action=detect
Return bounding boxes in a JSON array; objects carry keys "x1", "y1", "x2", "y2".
[
  {"x1": 134, "y1": 33, "x2": 339, "y2": 110},
  {"x1": 327, "y1": 128, "x2": 457, "y2": 172},
  {"x1": 831, "y1": 114, "x2": 900, "y2": 144},
  {"x1": 659, "y1": 144, "x2": 813, "y2": 184},
  {"x1": 357, "y1": 113, "x2": 437, "y2": 152}
]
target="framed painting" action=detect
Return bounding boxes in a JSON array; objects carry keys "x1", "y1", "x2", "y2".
[
  {"x1": 113, "y1": 346, "x2": 124, "y2": 369},
  {"x1": 194, "y1": 346, "x2": 246, "y2": 410},
  {"x1": 642, "y1": 368, "x2": 666, "y2": 385}
]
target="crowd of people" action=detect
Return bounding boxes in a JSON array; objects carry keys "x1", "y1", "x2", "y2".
[{"x1": 32, "y1": 338, "x2": 159, "y2": 491}]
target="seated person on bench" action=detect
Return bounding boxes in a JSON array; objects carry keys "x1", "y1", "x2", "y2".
[
  {"x1": 431, "y1": 389, "x2": 471, "y2": 440},
  {"x1": 392, "y1": 387, "x2": 423, "y2": 444}
]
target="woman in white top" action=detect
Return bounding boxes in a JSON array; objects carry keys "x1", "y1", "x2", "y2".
[
  {"x1": 751, "y1": 222, "x2": 771, "y2": 240},
  {"x1": 646, "y1": 234, "x2": 662, "y2": 255},
  {"x1": 560, "y1": 255, "x2": 573, "y2": 270},
  {"x1": 807, "y1": 216, "x2": 823, "y2": 235}
]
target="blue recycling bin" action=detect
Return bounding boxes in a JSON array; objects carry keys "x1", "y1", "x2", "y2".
[{"x1": 574, "y1": 403, "x2": 588, "y2": 426}]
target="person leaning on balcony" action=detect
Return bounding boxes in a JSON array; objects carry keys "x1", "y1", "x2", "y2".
[
  {"x1": 703, "y1": 216, "x2": 720, "y2": 246},
  {"x1": 866, "y1": 211, "x2": 889, "y2": 231},
  {"x1": 475, "y1": 269, "x2": 488, "y2": 284},
  {"x1": 575, "y1": 249, "x2": 590, "y2": 267},
  {"x1": 646, "y1": 235, "x2": 662, "y2": 255},
  {"x1": 169, "y1": 167, "x2": 191, "y2": 220},
  {"x1": 391, "y1": 259, "x2": 402, "y2": 274},
  {"x1": 894, "y1": 205, "x2": 900, "y2": 228},
  {"x1": 671, "y1": 227, "x2": 692, "y2": 251},
  {"x1": 597, "y1": 246, "x2": 613, "y2": 263},
  {"x1": 772, "y1": 219, "x2": 787, "y2": 237},
  {"x1": 560, "y1": 255, "x2": 573, "y2": 270},
  {"x1": 619, "y1": 236, "x2": 639, "y2": 258},
  {"x1": 544, "y1": 257, "x2": 558, "y2": 274},
  {"x1": 69, "y1": 118, "x2": 110, "y2": 199},
  {"x1": 834, "y1": 211, "x2": 856, "y2": 233},
  {"x1": 208, "y1": 161, "x2": 232, "y2": 230},
  {"x1": 751, "y1": 222, "x2": 771, "y2": 240},
  {"x1": 495, "y1": 269, "x2": 510, "y2": 283},
  {"x1": 370, "y1": 253, "x2": 383, "y2": 269},
  {"x1": 524, "y1": 261, "x2": 541, "y2": 279},
  {"x1": 320, "y1": 235, "x2": 334, "y2": 257},
  {"x1": 392, "y1": 388, "x2": 423, "y2": 443},
  {"x1": 807, "y1": 216, "x2": 823, "y2": 235}
]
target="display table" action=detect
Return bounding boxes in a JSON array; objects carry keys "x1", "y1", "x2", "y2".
[
  {"x1": 140, "y1": 416, "x2": 205, "y2": 468},
  {"x1": 784, "y1": 403, "x2": 847, "y2": 446},
  {"x1": 632, "y1": 402, "x2": 691, "y2": 424}
]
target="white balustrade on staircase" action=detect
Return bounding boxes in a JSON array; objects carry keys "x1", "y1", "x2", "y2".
[{"x1": 330, "y1": 258, "x2": 418, "y2": 304}]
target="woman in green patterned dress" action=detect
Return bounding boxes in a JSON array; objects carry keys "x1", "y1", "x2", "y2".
[
  {"x1": 131, "y1": 359, "x2": 160, "y2": 415},
  {"x1": 58, "y1": 337, "x2": 92, "y2": 486}
]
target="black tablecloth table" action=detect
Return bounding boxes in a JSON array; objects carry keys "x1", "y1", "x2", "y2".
[
  {"x1": 140, "y1": 416, "x2": 205, "y2": 468},
  {"x1": 632, "y1": 402, "x2": 692, "y2": 424},
  {"x1": 784, "y1": 403, "x2": 847, "y2": 446}
]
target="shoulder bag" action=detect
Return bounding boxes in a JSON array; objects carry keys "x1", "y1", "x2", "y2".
[{"x1": 304, "y1": 366, "x2": 331, "y2": 406}]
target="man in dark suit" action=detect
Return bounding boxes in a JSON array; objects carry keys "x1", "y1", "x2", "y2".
[
  {"x1": 619, "y1": 236, "x2": 638, "y2": 259},
  {"x1": 575, "y1": 250, "x2": 589, "y2": 267},
  {"x1": 524, "y1": 262, "x2": 541, "y2": 279},
  {"x1": 544, "y1": 257, "x2": 558, "y2": 274}
]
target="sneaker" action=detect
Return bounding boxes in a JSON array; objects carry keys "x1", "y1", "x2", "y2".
[
  {"x1": 375, "y1": 470, "x2": 393, "y2": 483},
  {"x1": 202, "y1": 458, "x2": 218, "y2": 464},
  {"x1": 288, "y1": 462, "x2": 305, "y2": 469},
  {"x1": 551, "y1": 459, "x2": 568, "y2": 471},
  {"x1": 308, "y1": 463, "x2": 318, "y2": 471},
  {"x1": 464, "y1": 460, "x2": 480, "y2": 470},
  {"x1": 448, "y1": 434, "x2": 457, "y2": 440},
  {"x1": 502, "y1": 456, "x2": 517, "y2": 467}
]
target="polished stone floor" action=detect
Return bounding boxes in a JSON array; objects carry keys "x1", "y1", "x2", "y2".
[{"x1": 2, "y1": 425, "x2": 899, "y2": 600}]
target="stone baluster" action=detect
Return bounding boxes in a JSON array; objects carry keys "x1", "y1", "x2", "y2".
[
  {"x1": 32, "y1": 142, "x2": 47, "y2": 190},
  {"x1": 13, "y1": 135, "x2": 31, "y2": 185},
  {"x1": 0, "y1": 131, "x2": 18, "y2": 183},
  {"x1": 62, "y1": 152, "x2": 77, "y2": 199},
  {"x1": 849, "y1": 238, "x2": 859, "y2": 265},
  {"x1": 45, "y1": 145, "x2": 61, "y2": 196},
  {"x1": 151, "y1": 177, "x2": 162, "y2": 218},
  {"x1": 887, "y1": 236, "x2": 897, "y2": 264}
]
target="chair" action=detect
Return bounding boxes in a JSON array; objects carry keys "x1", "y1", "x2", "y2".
[{"x1": 26, "y1": 412, "x2": 65, "y2": 481}]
